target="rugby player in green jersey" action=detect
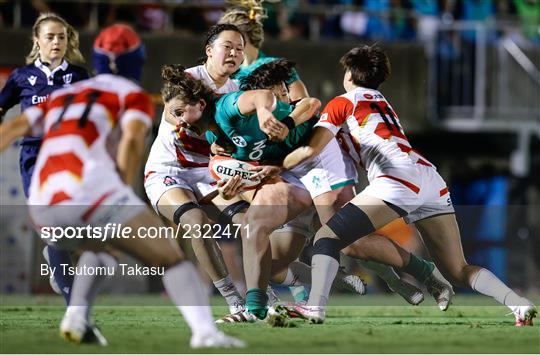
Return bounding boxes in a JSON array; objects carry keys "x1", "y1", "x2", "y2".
[{"x1": 161, "y1": 59, "x2": 449, "y2": 321}]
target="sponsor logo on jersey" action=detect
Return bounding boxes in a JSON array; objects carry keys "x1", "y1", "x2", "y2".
[
  {"x1": 363, "y1": 93, "x2": 384, "y2": 100},
  {"x1": 231, "y1": 135, "x2": 247, "y2": 147},
  {"x1": 63, "y1": 73, "x2": 73, "y2": 86},
  {"x1": 28, "y1": 75, "x2": 37, "y2": 86},
  {"x1": 31, "y1": 95, "x2": 48, "y2": 104}
]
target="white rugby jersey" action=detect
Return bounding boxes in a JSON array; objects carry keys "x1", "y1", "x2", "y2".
[
  {"x1": 315, "y1": 86, "x2": 433, "y2": 189},
  {"x1": 24, "y1": 74, "x2": 154, "y2": 206},
  {"x1": 145, "y1": 65, "x2": 239, "y2": 173}
]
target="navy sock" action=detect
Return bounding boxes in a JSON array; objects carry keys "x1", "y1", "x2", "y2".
[{"x1": 46, "y1": 246, "x2": 74, "y2": 304}]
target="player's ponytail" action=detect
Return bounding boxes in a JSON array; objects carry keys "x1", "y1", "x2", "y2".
[
  {"x1": 219, "y1": 0, "x2": 267, "y2": 48},
  {"x1": 26, "y1": 13, "x2": 84, "y2": 65}
]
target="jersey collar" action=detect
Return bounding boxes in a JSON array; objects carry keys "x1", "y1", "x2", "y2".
[{"x1": 34, "y1": 58, "x2": 69, "y2": 84}]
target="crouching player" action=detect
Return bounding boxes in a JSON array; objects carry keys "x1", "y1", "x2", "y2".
[
  {"x1": 0, "y1": 24, "x2": 245, "y2": 348},
  {"x1": 282, "y1": 45, "x2": 537, "y2": 326}
]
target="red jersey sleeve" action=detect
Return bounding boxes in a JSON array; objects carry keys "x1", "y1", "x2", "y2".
[
  {"x1": 314, "y1": 96, "x2": 354, "y2": 136},
  {"x1": 120, "y1": 91, "x2": 155, "y2": 129}
]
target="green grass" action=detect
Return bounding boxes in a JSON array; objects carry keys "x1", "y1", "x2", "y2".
[{"x1": 1, "y1": 295, "x2": 539, "y2": 353}]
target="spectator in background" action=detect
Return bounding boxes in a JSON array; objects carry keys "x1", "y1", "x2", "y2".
[
  {"x1": 137, "y1": 4, "x2": 169, "y2": 32},
  {"x1": 340, "y1": 0, "x2": 416, "y2": 41}
]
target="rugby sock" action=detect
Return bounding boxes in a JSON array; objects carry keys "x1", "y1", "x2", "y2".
[
  {"x1": 213, "y1": 275, "x2": 245, "y2": 310},
  {"x1": 308, "y1": 254, "x2": 339, "y2": 307},
  {"x1": 470, "y1": 268, "x2": 528, "y2": 312},
  {"x1": 401, "y1": 254, "x2": 435, "y2": 283},
  {"x1": 281, "y1": 262, "x2": 311, "y2": 304},
  {"x1": 45, "y1": 245, "x2": 74, "y2": 304},
  {"x1": 358, "y1": 260, "x2": 402, "y2": 287},
  {"x1": 67, "y1": 251, "x2": 116, "y2": 320},
  {"x1": 284, "y1": 261, "x2": 312, "y2": 285},
  {"x1": 291, "y1": 286, "x2": 310, "y2": 304},
  {"x1": 246, "y1": 288, "x2": 268, "y2": 320},
  {"x1": 163, "y1": 261, "x2": 216, "y2": 336}
]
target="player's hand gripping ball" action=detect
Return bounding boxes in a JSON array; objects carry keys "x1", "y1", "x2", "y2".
[{"x1": 209, "y1": 155, "x2": 261, "y2": 190}]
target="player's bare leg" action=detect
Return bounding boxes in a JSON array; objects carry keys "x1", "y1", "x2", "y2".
[
  {"x1": 158, "y1": 188, "x2": 244, "y2": 313},
  {"x1": 62, "y1": 210, "x2": 244, "y2": 348},
  {"x1": 212, "y1": 194, "x2": 247, "y2": 295},
  {"x1": 241, "y1": 177, "x2": 312, "y2": 319},
  {"x1": 314, "y1": 186, "x2": 429, "y2": 306},
  {"x1": 304, "y1": 194, "x2": 447, "y2": 323},
  {"x1": 415, "y1": 214, "x2": 536, "y2": 325}
]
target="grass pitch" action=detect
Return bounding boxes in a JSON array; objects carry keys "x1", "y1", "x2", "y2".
[{"x1": 1, "y1": 294, "x2": 539, "y2": 353}]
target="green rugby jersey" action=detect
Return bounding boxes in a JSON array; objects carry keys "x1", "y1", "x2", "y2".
[{"x1": 206, "y1": 91, "x2": 314, "y2": 162}]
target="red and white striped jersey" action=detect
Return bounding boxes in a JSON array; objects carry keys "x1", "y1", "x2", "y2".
[
  {"x1": 145, "y1": 65, "x2": 239, "y2": 172},
  {"x1": 315, "y1": 86, "x2": 433, "y2": 182},
  {"x1": 24, "y1": 74, "x2": 154, "y2": 206}
]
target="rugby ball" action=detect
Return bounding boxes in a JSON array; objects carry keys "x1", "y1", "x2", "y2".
[{"x1": 208, "y1": 155, "x2": 261, "y2": 189}]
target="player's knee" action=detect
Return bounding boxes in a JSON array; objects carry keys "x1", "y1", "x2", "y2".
[
  {"x1": 173, "y1": 202, "x2": 204, "y2": 226},
  {"x1": 312, "y1": 237, "x2": 343, "y2": 262},
  {"x1": 218, "y1": 200, "x2": 249, "y2": 225},
  {"x1": 325, "y1": 203, "x2": 376, "y2": 248}
]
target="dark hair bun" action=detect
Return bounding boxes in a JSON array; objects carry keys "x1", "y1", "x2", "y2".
[{"x1": 161, "y1": 64, "x2": 186, "y2": 83}]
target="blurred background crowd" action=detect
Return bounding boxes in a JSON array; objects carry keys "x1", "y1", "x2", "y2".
[{"x1": 0, "y1": 0, "x2": 538, "y2": 44}]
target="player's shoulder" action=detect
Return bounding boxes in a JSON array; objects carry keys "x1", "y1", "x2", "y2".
[
  {"x1": 184, "y1": 65, "x2": 203, "y2": 79},
  {"x1": 217, "y1": 90, "x2": 242, "y2": 104},
  {"x1": 9, "y1": 63, "x2": 37, "y2": 81}
]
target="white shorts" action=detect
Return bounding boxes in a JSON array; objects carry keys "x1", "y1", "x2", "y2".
[
  {"x1": 30, "y1": 185, "x2": 146, "y2": 251},
  {"x1": 274, "y1": 207, "x2": 316, "y2": 238},
  {"x1": 144, "y1": 167, "x2": 217, "y2": 211},
  {"x1": 360, "y1": 164, "x2": 455, "y2": 224},
  {"x1": 281, "y1": 138, "x2": 357, "y2": 199}
]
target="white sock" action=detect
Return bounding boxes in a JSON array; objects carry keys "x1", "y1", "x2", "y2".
[
  {"x1": 308, "y1": 255, "x2": 340, "y2": 307},
  {"x1": 359, "y1": 260, "x2": 401, "y2": 287},
  {"x1": 163, "y1": 262, "x2": 217, "y2": 337},
  {"x1": 281, "y1": 261, "x2": 311, "y2": 286},
  {"x1": 66, "y1": 251, "x2": 116, "y2": 320},
  {"x1": 470, "y1": 268, "x2": 527, "y2": 312},
  {"x1": 213, "y1": 275, "x2": 245, "y2": 308}
]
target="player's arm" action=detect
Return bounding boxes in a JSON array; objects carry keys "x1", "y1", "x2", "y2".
[
  {"x1": 0, "y1": 70, "x2": 23, "y2": 123},
  {"x1": 287, "y1": 97, "x2": 321, "y2": 126},
  {"x1": 0, "y1": 113, "x2": 31, "y2": 152},
  {"x1": 117, "y1": 119, "x2": 148, "y2": 185},
  {"x1": 237, "y1": 89, "x2": 288, "y2": 141},
  {"x1": 282, "y1": 96, "x2": 352, "y2": 169},
  {"x1": 118, "y1": 91, "x2": 155, "y2": 185},
  {"x1": 288, "y1": 79, "x2": 309, "y2": 102},
  {"x1": 282, "y1": 126, "x2": 334, "y2": 170}
]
